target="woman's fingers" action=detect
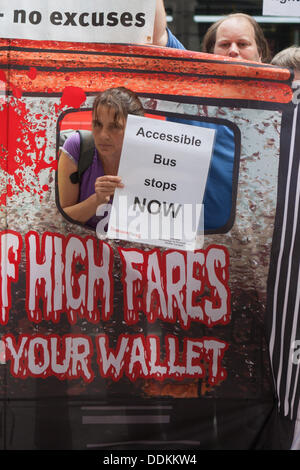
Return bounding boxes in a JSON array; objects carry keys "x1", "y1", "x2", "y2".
[
  {"x1": 95, "y1": 175, "x2": 123, "y2": 191},
  {"x1": 95, "y1": 175, "x2": 124, "y2": 204}
]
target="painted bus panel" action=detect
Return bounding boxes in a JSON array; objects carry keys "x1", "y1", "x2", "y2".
[{"x1": 0, "y1": 38, "x2": 299, "y2": 450}]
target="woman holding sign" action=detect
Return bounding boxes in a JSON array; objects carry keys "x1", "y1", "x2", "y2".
[{"x1": 57, "y1": 87, "x2": 144, "y2": 228}]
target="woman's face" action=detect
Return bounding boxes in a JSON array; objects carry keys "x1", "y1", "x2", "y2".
[{"x1": 92, "y1": 105, "x2": 126, "y2": 160}]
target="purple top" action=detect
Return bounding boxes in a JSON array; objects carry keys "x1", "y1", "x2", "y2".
[{"x1": 62, "y1": 131, "x2": 104, "y2": 229}]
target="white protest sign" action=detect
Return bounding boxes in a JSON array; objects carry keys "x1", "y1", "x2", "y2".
[
  {"x1": 0, "y1": 0, "x2": 156, "y2": 44},
  {"x1": 106, "y1": 115, "x2": 215, "y2": 251},
  {"x1": 263, "y1": 0, "x2": 300, "y2": 16}
]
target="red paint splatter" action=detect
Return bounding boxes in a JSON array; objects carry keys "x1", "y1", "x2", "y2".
[
  {"x1": 0, "y1": 71, "x2": 6, "y2": 83},
  {"x1": 12, "y1": 86, "x2": 23, "y2": 98},
  {"x1": 0, "y1": 193, "x2": 7, "y2": 206},
  {"x1": 50, "y1": 160, "x2": 57, "y2": 171},
  {"x1": 60, "y1": 86, "x2": 86, "y2": 109},
  {"x1": 144, "y1": 99, "x2": 157, "y2": 110},
  {"x1": 27, "y1": 67, "x2": 37, "y2": 80},
  {"x1": 6, "y1": 184, "x2": 13, "y2": 197},
  {"x1": 0, "y1": 100, "x2": 56, "y2": 204}
]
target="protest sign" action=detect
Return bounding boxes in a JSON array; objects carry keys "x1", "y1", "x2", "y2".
[
  {"x1": 105, "y1": 115, "x2": 215, "y2": 251},
  {"x1": 0, "y1": 0, "x2": 156, "y2": 43},
  {"x1": 263, "y1": 0, "x2": 300, "y2": 16}
]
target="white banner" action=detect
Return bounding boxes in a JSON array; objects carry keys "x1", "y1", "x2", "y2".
[
  {"x1": 105, "y1": 115, "x2": 216, "y2": 251},
  {"x1": 263, "y1": 0, "x2": 300, "y2": 17},
  {"x1": 0, "y1": 0, "x2": 156, "y2": 44}
]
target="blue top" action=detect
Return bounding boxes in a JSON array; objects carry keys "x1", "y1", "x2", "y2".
[
  {"x1": 166, "y1": 28, "x2": 185, "y2": 50},
  {"x1": 168, "y1": 118, "x2": 235, "y2": 231},
  {"x1": 165, "y1": 28, "x2": 236, "y2": 231}
]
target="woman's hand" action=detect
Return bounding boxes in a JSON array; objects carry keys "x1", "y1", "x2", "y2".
[{"x1": 95, "y1": 175, "x2": 124, "y2": 204}]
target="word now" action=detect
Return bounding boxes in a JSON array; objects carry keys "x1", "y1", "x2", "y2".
[{"x1": 133, "y1": 197, "x2": 181, "y2": 216}]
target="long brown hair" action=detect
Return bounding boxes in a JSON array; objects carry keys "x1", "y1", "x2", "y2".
[{"x1": 92, "y1": 87, "x2": 144, "y2": 123}]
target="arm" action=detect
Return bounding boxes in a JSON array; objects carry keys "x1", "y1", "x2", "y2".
[
  {"x1": 58, "y1": 151, "x2": 123, "y2": 224},
  {"x1": 152, "y1": 0, "x2": 186, "y2": 49},
  {"x1": 152, "y1": 0, "x2": 168, "y2": 46},
  {"x1": 57, "y1": 151, "x2": 100, "y2": 223}
]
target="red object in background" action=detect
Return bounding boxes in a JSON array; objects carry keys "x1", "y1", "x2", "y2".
[
  {"x1": 60, "y1": 110, "x2": 92, "y2": 130},
  {"x1": 59, "y1": 111, "x2": 165, "y2": 131}
]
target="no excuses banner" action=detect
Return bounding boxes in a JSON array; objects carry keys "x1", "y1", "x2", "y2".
[{"x1": 0, "y1": 0, "x2": 156, "y2": 43}]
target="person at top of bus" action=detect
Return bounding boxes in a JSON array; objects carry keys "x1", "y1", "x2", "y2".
[
  {"x1": 154, "y1": 3, "x2": 271, "y2": 63},
  {"x1": 57, "y1": 87, "x2": 144, "y2": 229},
  {"x1": 201, "y1": 13, "x2": 271, "y2": 63},
  {"x1": 271, "y1": 46, "x2": 300, "y2": 81}
]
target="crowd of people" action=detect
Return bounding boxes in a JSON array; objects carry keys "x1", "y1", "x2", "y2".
[{"x1": 58, "y1": 0, "x2": 300, "y2": 230}]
